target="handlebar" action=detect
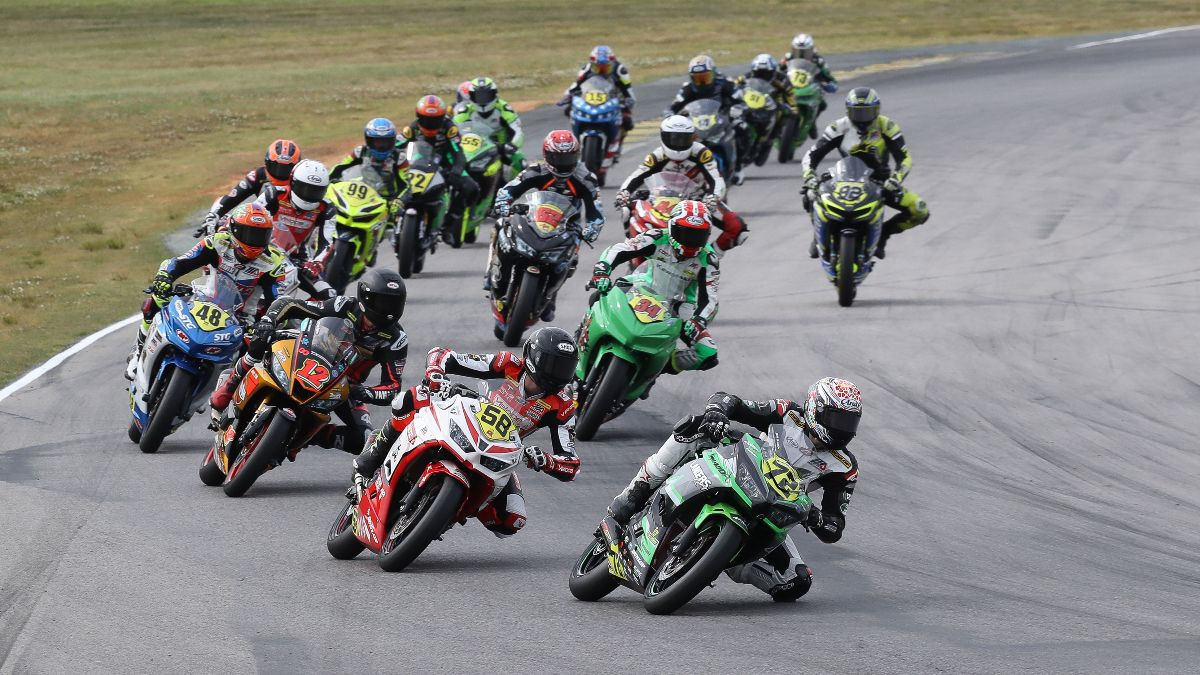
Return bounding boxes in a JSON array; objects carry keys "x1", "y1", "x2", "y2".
[{"x1": 143, "y1": 283, "x2": 193, "y2": 297}]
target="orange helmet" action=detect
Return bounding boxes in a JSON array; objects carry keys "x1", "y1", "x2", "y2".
[
  {"x1": 264, "y1": 139, "x2": 301, "y2": 186},
  {"x1": 415, "y1": 95, "x2": 448, "y2": 137},
  {"x1": 227, "y1": 203, "x2": 273, "y2": 261}
]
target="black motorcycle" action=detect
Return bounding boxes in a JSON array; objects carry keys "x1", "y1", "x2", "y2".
[{"x1": 394, "y1": 138, "x2": 450, "y2": 278}]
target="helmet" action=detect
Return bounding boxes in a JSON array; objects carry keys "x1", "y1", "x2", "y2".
[
  {"x1": 264, "y1": 139, "x2": 301, "y2": 186},
  {"x1": 415, "y1": 94, "x2": 448, "y2": 137},
  {"x1": 455, "y1": 80, "x2": 473, "y2": 105},
  {"x1": 845, "y1": 87, "x2": 881, "y2": 132},
  {"x1": 688, "y1": 55, "x2": 716, "y2": 87},
  {"x1": 288, "y1": 159, "x2": 329, "y2": 211},
  {"x1": 521, "y1": 327, "x2": 578, "y2": 394},
  {"x1": 660, "y1": 115, "x2": 696, "y2": 161},
  {"x1": 542, "y1": 130, "x2": 580, "y2": 176},
  {"x1": 469, "y1": 76, "x2": 498, "y2": 113},
  {"x1": 666, "y1": 200, "x2": 711, "y2": 259},
  {"x1": 751, "y1": 53, "x2": 777, "y2": 79},
  {"x1": 791, "y1": 33, "x2": 815, "y2": 60},
  {"x1": 589, "y1": 45, "x2": 614, "y2": 76},
  {"x1": 363, "y1": 117, "x2": 397, "y2": 162},
  {"x1": 803, "y1": 377, "x2": 862, "y2": 447},
  {"x1": 227, "y1": 203, "x2": 273, "y2": 261},
  {"x1": 356, "y1": 268, "x2": 407, "y2": 326}
]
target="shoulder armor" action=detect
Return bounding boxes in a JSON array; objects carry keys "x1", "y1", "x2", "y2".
[
  {"x1": 400, "y1": 126, "x2": 415, "y2": 140},
  {"x1": 879, "y1": 115, "x2": 901, "y2": 137},
  {"x1": 695, "y1": 147, "x2": 713, "y2": 164},
  {"x1": 445, "y1": 124, "x2": 459, "y2": 139}
]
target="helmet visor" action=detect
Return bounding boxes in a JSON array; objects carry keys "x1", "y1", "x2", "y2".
[
  {"x1": 472, "y1": 87, "x2": 497, "y2": 109},
  {"x1": 818, "y1": 406, "x2": 860, "y2": 444},
  {"x1": 359, "y1": 289, "x2": 404, "y2": 323},
  {"x1": 291, "y1": 180, "x2": 327, "y2": 206},
  {"x1": 530, "y1": 349, "x2": 577, "y2": 391},
  {"x1": 690, "y1": 71, "x2": 714, "y2": 87},
  {"x1": 231, "y1": 222, "x2": 272, "y2": 250},
  {"x1": 847, "y1": 105, "x2": 878, "y2": 127},
  {"x1": 592, "y1": 62, "x2": 612, "y2": 76},
  {"x1": 670, "y1": 222, "x2": 709, "y2": 250},
  {"x1": 265, "y1": 160, "x2": 293, "y2": 182},
  {"x1": 545, "y1": 149, "x2": 579, "y2": 175},
  {"x1": 366, "y1": 136, "x2": 394, "y2": 152},
  {"x1": 661, "y1": 131, "x2": 693, "y2": 152}
]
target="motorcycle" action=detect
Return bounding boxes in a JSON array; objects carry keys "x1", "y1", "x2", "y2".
[
  {"x1": 807, "y1": 157, "x2": 885, "y2": 307},
  {"x1": 776, "y1": 61, "x2": 823, "y2": 163},
  {"x1": 489, "y1": 191, "x2": 584, "y2": 347},
  {"x1": 682, "y1": 98, "x2": 737, "y2": 183},
  {"x1": 733, "y1": 77, "x2": 779, "y2": 168},
  {"x1": 128, "y1": 275, "x2": 246, "y2": 453},
  {"x1": 322, "y1": 180, "x2": 390, "y2": 293},
  {"x1": 569, "y1": 422, "x2": 842, "y2": 615},
  {"x1": 571, "y1": 78, "x2": 622, "y2": 186},
  {"x1": 573, "y1": 271, "x2": 687, "y2": 441},
  {"x1": 200, "y1": 316, "x2": 359, "y2": 497},
  {"x1": 395, "y1": 138, "x2": 450, "y2": 278},
  {"x1": 623, "y1": 172, "x2": 707, "y2": 269},
  {"x1": 448, "y1": 118, "x2": 503, "y2": 248},
  {"x1": 325, "y1": 376, "x2": 525, "y2": 572}
]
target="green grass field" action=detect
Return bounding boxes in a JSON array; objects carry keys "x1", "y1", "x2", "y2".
[{"x1": 2, "y1": 0, "x2": 1199, "y2": 385}]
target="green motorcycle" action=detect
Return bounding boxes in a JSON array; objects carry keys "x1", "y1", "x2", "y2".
[
  {"x1": 449, "y1": 118, "x2": 503, "y2": 248},
  {"x1": 323, "y1": 180, "x2": 391, "y2": 293},
  {"x1": 777, "y1": 61, "x2": 823, "y2": 163},
  {"x1": 569, "y1": 423, "x2": 826, "y2": 615},
  {"x1": 573, "y1": 273, "x2": 682, "y2": 441}
]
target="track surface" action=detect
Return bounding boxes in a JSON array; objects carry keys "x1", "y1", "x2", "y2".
[{"x1": 3, "y1": 33, "x2": 1200, "y2": 674}]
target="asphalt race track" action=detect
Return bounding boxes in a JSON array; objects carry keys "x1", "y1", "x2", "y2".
[{"x1": 3, "y1": 31, "x2": 1200, "y2": 674}]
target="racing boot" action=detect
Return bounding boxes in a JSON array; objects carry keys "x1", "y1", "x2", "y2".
[
  {"x1": 124, "y1": 332, "x2": 146, "y2": 381},
  {"x1": 353, "y1": 420, "x2": 403, "y2": 479},
  {"x1": 607, "y1": 477, "x2": 655, "y2": 527},
  {"x1": 209, "y1": 360, "x2": 251, "y2": 412},
  {"x1": 875, "y1": 218, "x2": 904, "y2": 260},
  {"x1": 730, "y1": 168, "x2": 745, "y2": 186}
]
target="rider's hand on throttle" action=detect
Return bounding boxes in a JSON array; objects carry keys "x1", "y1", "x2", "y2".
[
  {"x1": 423, "y1": 369, "x2": 446, "y2": 391},
  {"x1": 613, "y1": 190, "x2": 631, "y2": 209},
  {"x1": 883, "y1": 177, "x2": 902, "y2": 193},
  {"x1": 150, "y1": 272, "x2": 173, "y2": 299},
  {"x1": 702, "y1": 194, "x2": 721, "y2": 214},
  {"x1": 683, "y1": 317, "x2": 707, "y2": 341},
  {"x1": 701, "y1": 409, "x2": 730, "y2": 440},
  {"x1": 523, "y1": 445, "x2": 548, "y2": 471},
  {"x1": 247, "y1": 319, "x2": 275, "y2": 358},
  {"x1": 803, "y1": 173, "x2": 820, "y2": 193},
  {"x1": 349, "y1": 385, "x2": 372, "y2": 403}
]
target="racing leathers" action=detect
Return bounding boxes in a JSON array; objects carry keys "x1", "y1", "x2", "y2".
[
  {"x1": 396, "y1": 118, "x2": 480, "y2": 238},
  {"x1": 329, "y1": 145, "x2": 407, "y2": 202},
  {"x1": 207, "y1": 165, "x2": 287, "y2": 222},
  {"x1": 801, "y1": 114, "x2": 929, "y2": 255},
  {"x1": 354, "y1": 348, "x2": 580, "y2": 537},
  {"x1": 452, "y1": 99, "x2": 527, "y2": 173},
  {"x1": 252, "y1": 184, "x2": 336, "y2": 299},
  {"x1": 562, "y1": 60, "x2": 637, "y2": 146},
  {"x1": 667, "y1": 73, "x2": 739, "y2": 115},
  {"x1": 209, "y1": 294, "x2": 409, "y2": 455},
  {"x1": 585, "y1": 231, "x2": 719, "y2": 373},
  {"x1": 617, "y1": 143, "x2": 748, "y2": 253},
  {"x1": 608, "y1": 391, "x2": 859, "y2": 600}
]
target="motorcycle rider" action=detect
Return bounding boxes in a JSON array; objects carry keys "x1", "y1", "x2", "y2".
[
  {"x1": 584, "y1": 200, "x2": 719, "y2": 375},
  {"x1": 801, "y1": 87, "x2": 929, "y2": 259},
  {"x1": 329, "y1": 118, "x2": 407, "y2": 201},
  {"x1": 209, "y1": 268, "x2": 410, "y2": 456},
  {"x1": 395, "y1": 94, "x2": 480, "y2": 243},
  {"x1": 559, "y1": 46, "x2": 636, "y2": 156},
  {"x1": 198, "y1": 139, "x2": 302, "y2": 235},
  {"x1": 614, "y1": 115, "x2": 748, "y2": 254},
  {"x1": 606, "y1": 378, "x2": 863, "y2": 601},
  {"x1": 125, "y1": 204, "x2": 288, "y2": 380},
  {"x1": 453, "y1": 77, "x2": 527, "y2": 174},
  {"x1": 780, "y1": 33, "x2": 838, "y2": 137},
  {"x1": 736, "y1": 53, "x2": 797, "y2": 145},
  {"x1": 351, "y1": 328, "x2": 582, "y2": 538},
  {"x1": 252, "y1": 158, "x2": 337, "y2": 298},
  {"x1": 485, "y1": 130, "x2": 604, "y2": 322},
  {"x1": 667, "y1": 56, "x2": 743, "y2": 184}
]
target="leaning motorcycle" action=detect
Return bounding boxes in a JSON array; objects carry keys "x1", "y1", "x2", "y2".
[
  {"x1": 200, "y1": 316, "x2": 358, "y2": 497},
  {"x1": 733, "y1": 77, "x2": 779, "y2": 168},
  {"x1": 489, "y1": 191, "x2": 583, "y2": 347},
  {"x1": 128, "y1": 275, "x2": 246, "y2": 453},
  {"x1": 683, "y1": 98, "x2": 737, "y2": 182},
  {"x1": 571, "y1": 78, "x2": 622, "y2": 186},
  {"x1": 325, "y1": 377, "x2": 525, "y2": 572},
  {"x1": 570, "y1": 423, "x2": 845, "y2": 615},
  {"x1": 808, "y1": 157, "x2": 885, "y2": 307},
  {"x1": 448, "y1": 118, "x2": 503, "y2": 248},
  {"x1": 323, "y1": 180, "x2": 391, "y2": 293},
  {"x1": 776, "y1": 61, "x2": 822, "y2": 163},
  {"x1": 395, "y1": 138, "x2": 450, "y2": 278}
]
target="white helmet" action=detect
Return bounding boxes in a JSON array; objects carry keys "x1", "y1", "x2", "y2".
[
  {"x1": 792, "y1": 33, "x2": 815, "y2": 59},
  {"x1": 289, "y1": 159, "x2": 329, "y2": 211},
  {"x1": 660, "y1": 115, "x2": 696, "y2": 161}
]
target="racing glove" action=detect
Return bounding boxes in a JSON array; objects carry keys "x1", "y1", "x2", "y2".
[
  {"x1": 700, "y1": 408, "x2": 730, "y2": 441},
  {"x1": 702, "y1": 194, "x2": 721, "y2": 215},
  {"x1": 149, "y1": 271, "x2": 173, "y2": 300},
  {"x1": 194, "y1": 212, "x2": 219, "y2": 238},
  {"x1": 803, "y1": 508, "x2": 824, "y2": 532},
  {"x1": 581, "y1": 217, "x2": 602, "y2": 243},
  {"x1": 246, "y1": 318, "x2": 276, "y2": 359},
  {"x1": 803, "y1": 172, "x2": 820, "y2": 193},
  {"x1": 613, "y1": 190, "x2": 631, "y2": 209},
  {"x1": 349, "y1": 384, "x2": 373, "y2": 403},
  {"x1": 883, "y1": 176, "x2": 903, "y2": 194},
  {"x1": 682, "y1": 316, "x2": 707, "y2": 342},
  {"x1": 589, "y1": 262, "x2": 613, "y2": 294},
  {"x1": 523, "y1": 445, "x2": 548, "y2": 471},
  {"x1": 821, "y1": 81, "x2": 839, "y2": 94}
]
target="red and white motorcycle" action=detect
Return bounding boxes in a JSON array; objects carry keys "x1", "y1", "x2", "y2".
[
  {"x1": 622, "y1": 172, "x2": 707, "y2": 268},
  {"x1": 325, "y1": 376, "x2": 524, "y2": 571}
]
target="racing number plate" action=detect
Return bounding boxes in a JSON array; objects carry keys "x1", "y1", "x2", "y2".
[
  {"x1": 761, "y1": 455, "x2": 803, "y2": 501},
  {"x1": 460, "y1": 133, "x2": 483, "y2": 154},
  {"x1": 742, "y1": 89, "x2": 768, "y2": 109},
  {"x1": 584, "y1": 90, "x2": 609, "y2": 106},
  {"x1": 789, "y1": 70, "x2": 811, "y2": 87},
  {"x1": 407, "y1": 170, "x2": 434, "y2": 194},
  {"x1": 476, "y1": 403, "x2": 515, "y2": 441},
  {"x1": 628, "y1": 293, "x2": 665, "y2": 323},
  {"x1": 189, "y1": 302, "x2": 230, "y2": 331}
]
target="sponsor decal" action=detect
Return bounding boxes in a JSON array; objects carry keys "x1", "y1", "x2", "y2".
[{"x1": 690, "y1": 463, "x2": 711, "y2": 490}]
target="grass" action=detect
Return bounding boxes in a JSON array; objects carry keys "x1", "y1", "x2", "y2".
[{"x1": 2, "y1": 0, "x2": 1199, "y2": 385}]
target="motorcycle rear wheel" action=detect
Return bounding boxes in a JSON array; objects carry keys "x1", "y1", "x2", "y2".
[
  {"x1": 502, "y1": 276, "x2": 539, "y2": 348},
  {"x1": 575, "y1": 357, "x2": 631, "y2": 441},
  {"x1": 378, "y1": 474, "x2": 465, "y2": 572},
  {"x1": 324, "y1": 239, "x2": 356, "y2": 293},
  {"x1": 837, "y1": 233, "x2": 857, "y2": 307},
  {"x1": 777, "y1": 117, "x2": 798, "y2": 163},
  {"x1": 139, "y1": 368, "x2": 194, "y2": 454},
  {"x1": 223, "y1": 411, "x2": 291, "y2": 498},
  {"x1": 568, "y1": 536, "x2": 620, "y2": 601},
  {"x1": 643, "y1": 518, "x2": 743, "y2": 615},
  {"x1": 326, "y1": 500, "x2": 366, "y2": 560},
  {"x1": 397, "y1": 213, "x2": 419, "y2": 279}
]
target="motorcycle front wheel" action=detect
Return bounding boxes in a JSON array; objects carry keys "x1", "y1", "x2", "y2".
[
  {"x1": 139, "y1": 367, "x2": 195, "y2": 454},
  {"x1": 397, "y1": 212, "x2": 420, "y2": 279},
  {"x1": 643, "y1": 518, "x2": 744, "y2": 615},
  {"x1": 223, "y1": 411, "x2": 292, "y2": 498},
  {"x1": 324, "y1": 239, "x2": 356, "y2": 293},
  {"x1": 502, "y1": 275, "x2": 539, "y2": 348},
  {"x1": 378, "y1": 474, "x2": 465, "y2": 572},
  {"x1": 837, "y1": 233, "x2": 857, "y2": 307},
  {"x1": 777, "y1": 116, "x2": 799, "y2": 163},
  {"x1": 582, "y1": 135, "x2": 603, "y2": 178},
  {"x1": 568, "y1": 536, "x2": 620, "y2": 601},
  {"x1": 326, "y1": 500, "x2": 367, "y2": 560},
  {"x1": 575, "y1": 356, "x2": 631, "y2": 441}
]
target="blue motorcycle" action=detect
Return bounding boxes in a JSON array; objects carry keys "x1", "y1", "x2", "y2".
[
  {"x1": 571, "y1": 78, "x2": 622, "y2": 186},
  {"x1": 128, "y1": 275, "x2": 245, "y2": 452}
]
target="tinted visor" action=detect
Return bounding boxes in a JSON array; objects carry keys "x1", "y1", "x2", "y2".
[
  {"x1": 690, "y1": 71, "x2": 714, "y2": 86},
  {"x1": 472, "y1": 87, "x2": 497, "y2": 108},
  {"x1": 366, "y1": 136, "x2": 394, "y2": 152},
  {"x1": 265, "y1": 160, "x2": 294, "y2": 182},
  {"x1": 545, "y1": 149, "x2": 579, "y2": 175},
  {"x1": 592, "y1": 62, "x2": 612, "y2": 76},
  {"x1": 847, "y1": 105, "x2": 879, "y2": 127},
  {"x1": 359, "y1": 289, "x2": 404, "y2": 323},
  {"x1": 670, "y1": 222, "x2": 709, "y2": 249},
  {"x1": 530, "y1": 349, "x2": 577, "y2": 391},
  {"x1": 819, "y1": 407, "x2": 860, "y2": 444},
  {"x1": 231, "y1": 222, "x2": 272, "y2": 249},
  {"x1": 291, "y1": 180, "x2": 327, "y2": 205},
  {"x1": 662, "y1": 130, "x2": 693, "y2": 152},
  {"x1": 417, "y1": 115, "x2": 443, "y2": 131}
]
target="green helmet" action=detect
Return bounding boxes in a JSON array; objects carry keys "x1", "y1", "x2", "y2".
[
  {"x1": 469, "y1": 76, "x2": 498, "y2": 113},
  {"x1": 845, "y1": 87, "x2": 881, "y2": 131}
]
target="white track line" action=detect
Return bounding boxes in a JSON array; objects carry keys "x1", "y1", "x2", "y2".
[
  {"x1": 1070, "y1": 25, "x2": 1200, "y2": 50},
  {"x1": 0, "y1": 314, "x2": 140, "y2": 404}
]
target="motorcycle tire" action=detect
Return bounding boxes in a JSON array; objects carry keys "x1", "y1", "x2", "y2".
[
  {"x1": 502, "y1": 276, "x2": 539, "y2": 348},
  {"x1": 643, "y1": 518, "x2": 744, "y2": 615},
  {"x1": 568, "y1": 536, "x2": 620, "y2": 601},
  {"x1": 777, "y1": 117, "x2": 798, "y2": 163},
  {"x1": 754, "y1": 139, "x2": 771, "y2": 167},
  {"x1": 378, "y1": 474, "x2": 465, "y2": 573},
  {"x1": 397, "y1": 212, "x2": 419, "y2": 279},
  {"x1": 198, "y1": 450, "x2": 225, "y2": 486},
  {"x1": 223, "y1": 411, "x2": 292, "y2": 498},
  {"x1": 326, "y1": 500, "x2": 367, "y2": 560},
  {"x1": 837, "y1": 233, "x2": 857, "y2": 307},
  {"x1": 574, "y1": 357, "x2": 631, "y2": 441},
  {"x1": 127, "y1": 420, "x2": 141, "y2": 443},
  {"x1": 582, "y1": 136, "x2": 603, "y2": 178},
  {"x1": 324, "y1": 239, "x2": 355, "y2": 293},
  {"x1": 139, "y1": 368, "x2": 195, "y2": 454}
]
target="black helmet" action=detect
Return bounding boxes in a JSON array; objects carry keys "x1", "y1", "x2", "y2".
[
  {"x1": 845, "y1": 87, "x2": 881, "y2": 132},
  {"x1": 357, "y1": 268, "x2": 406, "y2": 326},
  {"x1": 521, "y1": 327, "x2": 578, "y2": 393}
]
